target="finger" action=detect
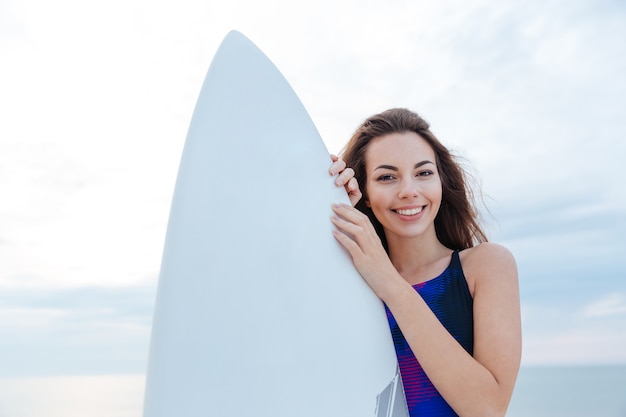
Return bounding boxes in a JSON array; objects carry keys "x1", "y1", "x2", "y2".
[
  {"x1": 329, "y1": 158, "x2": 346, "y2": 177},
  {"x1": 330, "y1": 213, "x2": 359, "y2": 238},
  {"x1": 331, "y1": 203, "x2": 367, "y2": 224},
  {"x1": 332, "y1": 228, "x2": 362, "y2": 257},
  {"x1": 347, "y1": 179, "x2": 363, "y2": 206},
  {"x1": 332, "y1": 206, "x2": 378, "y2": 245},
  {"x1": 331, "y1": 213, "x2": 362, "y2": 235},
  {"x1": 335, "y1": 167, "x2": 355, "y2": 187},
  {"x1": 349, "y1": 195, "x2": 361, "y2": 207},
  {"x1": 346, "y1": 177, "x2": 361, "y2": 195},
  {"x1": 331, "y1": 215, "x2": 381, "y2": 260}
]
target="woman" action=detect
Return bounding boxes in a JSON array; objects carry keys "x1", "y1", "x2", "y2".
[{"x1": 330, "y1": 108, "x2": 521, "y2": 417}]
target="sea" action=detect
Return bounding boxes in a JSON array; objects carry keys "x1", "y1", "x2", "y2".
[{"x1": 0, "y1": 365, "x2": 624, "y2": 417}]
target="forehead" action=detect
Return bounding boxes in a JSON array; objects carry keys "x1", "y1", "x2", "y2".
[{"x1": 366, "y1": 131, "x2": 436, "y2": 166}]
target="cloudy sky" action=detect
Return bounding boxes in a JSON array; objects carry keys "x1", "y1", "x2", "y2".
[{"x1": 1, "y1": 0, "x2": 625, "y2": 377}]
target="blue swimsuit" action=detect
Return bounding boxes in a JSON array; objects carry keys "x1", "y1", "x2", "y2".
[{"x1": 385, "y1": 250, "x2": 474, "y2": 416}]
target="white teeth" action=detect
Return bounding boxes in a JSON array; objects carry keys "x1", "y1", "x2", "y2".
[{"x1": 396, "y1": 207, "x2": 423, "y2": 216}]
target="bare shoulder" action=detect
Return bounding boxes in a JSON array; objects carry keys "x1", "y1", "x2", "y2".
[
  {"x1": 461, "y1": 242, "x2": 516, "y2": 267},
  {"x1": 459, "y1": 242, "x2": 518, "y2": 293}
]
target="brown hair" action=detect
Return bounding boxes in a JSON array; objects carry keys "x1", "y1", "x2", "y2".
[{"x1": 340, "y1": 108, "x2": 487, "y2": 251}]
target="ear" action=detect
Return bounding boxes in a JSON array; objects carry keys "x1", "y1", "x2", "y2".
[{"x1": 365, "y1": 198, "x2": 371, "y2": 208}]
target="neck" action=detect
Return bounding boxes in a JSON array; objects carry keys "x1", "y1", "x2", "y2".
[{"x1": 386, "y1": 229, "x2": 451, "y2": 279}]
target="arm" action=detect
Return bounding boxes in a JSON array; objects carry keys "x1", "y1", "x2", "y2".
[
  {"x1": 387, "y1": 243, "x2": 521, "y2": 417},
  {"x1": 331, "y1": 205, "x2": 521, "y2": 417}
]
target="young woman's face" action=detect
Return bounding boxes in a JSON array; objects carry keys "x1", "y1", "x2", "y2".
[{"x1": 365, "y1": 131, "x2": 443, "y2": 241}]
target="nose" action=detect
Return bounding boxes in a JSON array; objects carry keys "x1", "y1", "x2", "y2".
[{"x1": 397, "y1": 177, "x2": 419, "y2": 199}]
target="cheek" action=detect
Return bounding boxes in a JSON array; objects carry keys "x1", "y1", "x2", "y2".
[
  {"x1": 434, "y1": 181, "x2": 443, "y2": 199},
  {"x1": 430, "y1": 181, "x2": 444, "y2": 209},
  {"x1": 428, "y1": 174, "x2": 443, "y2": 194}
]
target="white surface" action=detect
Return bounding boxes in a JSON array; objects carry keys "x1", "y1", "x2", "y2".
[{"x1": 143, "y1": 31, "x2": 405, "y2": 417}]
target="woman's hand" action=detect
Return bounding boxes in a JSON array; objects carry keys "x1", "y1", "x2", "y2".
[
  {"x1": 329, "y1": 154, "x2": 362, "y2": 206},
  {"x1": 330, "y1": 203, "x2": 400, "y2": 298}
]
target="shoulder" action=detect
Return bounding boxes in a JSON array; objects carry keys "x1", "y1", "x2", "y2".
[
  {"x1": 458, "y1": 242, "x2": 518, "y2": 295},
  {"x1": 460, "y1": 242, "x2": 516, "y2": 267}
]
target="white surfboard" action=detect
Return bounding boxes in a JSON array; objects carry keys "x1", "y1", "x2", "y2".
[{"x1": 143, "y1": 30, "x2": 408, "y2": 417}]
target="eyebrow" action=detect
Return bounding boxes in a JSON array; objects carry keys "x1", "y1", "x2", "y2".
[{"x1": 373, "y1": 160, "x2": 435, "y2": 171}]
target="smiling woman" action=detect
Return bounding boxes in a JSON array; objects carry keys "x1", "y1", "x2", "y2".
[{"x1": 331, "y1": 108, "x2": 522, "y2": 417}]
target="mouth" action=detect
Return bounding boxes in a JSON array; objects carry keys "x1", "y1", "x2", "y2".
[{"x1": 393, "y1": 206, "x2": 424, "y2": 216}]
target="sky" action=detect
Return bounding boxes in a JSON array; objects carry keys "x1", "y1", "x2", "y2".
[{"x1": 1, "y1": 0, "x2": 625, "y2": 377}]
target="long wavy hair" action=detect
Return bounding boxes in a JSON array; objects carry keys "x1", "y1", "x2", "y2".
[{"x1": 340, "y1": 108, "x2": 487, "y2": 251}]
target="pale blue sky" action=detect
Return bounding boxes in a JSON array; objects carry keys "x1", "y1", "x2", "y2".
[{"x1": 1, "y1": 0, "x2": 625, "y2": 376}]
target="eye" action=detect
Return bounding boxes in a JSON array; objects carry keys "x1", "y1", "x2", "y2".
[
  {"x1": 377, "y1": 174, "x2": 396, "y2": 182},
  {"x1": 417, "y1": 170, "x2": 434, "y2": 177}
]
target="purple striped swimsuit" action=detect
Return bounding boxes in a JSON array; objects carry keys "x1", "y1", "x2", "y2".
[{"x1": 385, "y1": 250, "x2": 474, "y2": 416}]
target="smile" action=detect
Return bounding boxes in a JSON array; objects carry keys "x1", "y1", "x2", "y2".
[{"x1": 394, "y1": 207, "x2": 424, "y2": 216}]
